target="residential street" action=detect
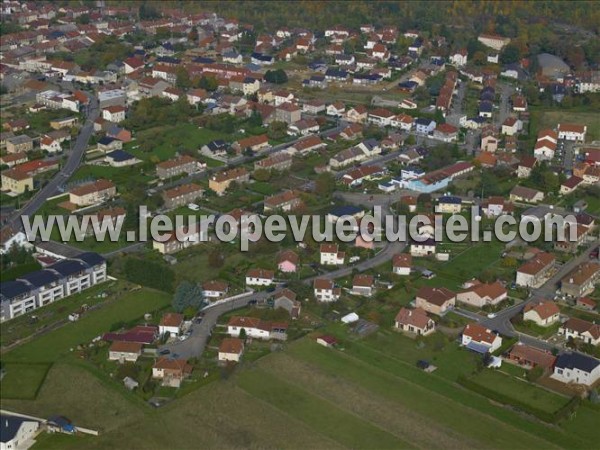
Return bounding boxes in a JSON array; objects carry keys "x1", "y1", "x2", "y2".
[{"x1": 7, "y1": 95, "x2": 100, "y2": 231}]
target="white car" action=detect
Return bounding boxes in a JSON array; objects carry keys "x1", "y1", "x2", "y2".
[
  {"x1": 487, "y1": 313, "x2": 496, "y2": 319},
  {"x1": 188, "y1": 203, "x2": 200, "y2": 211}
]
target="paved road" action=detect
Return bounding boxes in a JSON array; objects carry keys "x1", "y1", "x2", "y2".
[
  {"x1": 456, "y1": 241, "x2": 599, "y2": 352},
  {"x1": 161, "y1": 197, "x2": 407, "y2": 359},
  {"x1": 7, "y1": 96, "x2": 100, "y2": 231}
]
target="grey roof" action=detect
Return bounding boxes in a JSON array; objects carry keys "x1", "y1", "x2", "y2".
[
  {"x1": 1, "y1": 415, "x2": 38, "y2": 443},
  {"x1": 50, "y1": 259, "x2": 87, "y2": 277},
  {"x1": 19, "y1": 269, "x2": 60, "y2": 287},
  {"x1": 537, "y1": 53, "x2": 570, "y2": 73},
  {"x1": 555, "y1": 352, "x2": 600, "y2": 373},
  {"x1": 0, "y1": 280, "x2": 31, "y2": 301}
]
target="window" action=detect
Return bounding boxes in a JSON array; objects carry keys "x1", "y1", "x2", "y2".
[{"x1": 556, "y1": 368, "x2": 563, "y2": 375}]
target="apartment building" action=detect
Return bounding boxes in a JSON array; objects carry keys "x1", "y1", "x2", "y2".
[
  {"x1": 162, "y1": 183, "x2": 204, "y2": 209},
  {"x1": 0, "y1": 252, "x2": 107, "y2": 322}
]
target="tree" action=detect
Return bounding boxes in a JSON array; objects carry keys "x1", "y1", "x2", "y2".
[
  {"x1": 253, "y1": 168, "x2": 271, "y2": 182},
  {"x1": 267, "y1": 121, "x2": 288, "y2": 140},
  {"x1": 197, "y1": 75, "x2": 218, "y2": 91},
  {"x1": 175, "y1": 67, "x2": 191, "y2": 89},
  {"x1": 315, "y1": 172, "x2": 335, "y2": 196},
  {"x1": 500, "y1": 43, "x2": 521, "y2": 65},
  {"x1": 526, "y1": 365, "x2": 544, "y2": 382},
  {"x1": 239, "y1": 328, "x2": 247, "y2": 340},
  {"x1": 172, "y1": 281, "x2": 205, "y2": 313},
  {"x1": 265, "y1": 69, "x2": 288, "y2": 84},
  {"x1": 188, "y1": 27, "x2": 198, "y2": 43}
]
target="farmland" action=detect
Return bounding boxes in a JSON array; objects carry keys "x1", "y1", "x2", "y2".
[{"x1": 3, "y1": 331, "x2": 599, "y2": 450}]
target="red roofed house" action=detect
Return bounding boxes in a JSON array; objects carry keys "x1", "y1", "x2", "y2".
[
  {"x1": 245, "y1": 268, "x2": 275, "y2": 286},
  {"x1": 523, "y1": 300, "x2": 560, "y2": 327},
  {"x1": 506, "y1": 343, "x2": 556, "y2": 370},
  {"x1": 352, "y1": 274, "x2": 375, "y2": 297},
  {"x1": 516, "y1": 252, "x2": 555, "y2": 287},
  {"x1": 218, "y1": 338, "x2": 244, "y2": 362},
  {"x1": 109, "y1": 341, "x2": 142, "y2": 363},
  {"x1": 152, "y1": 358, "x2": 192, "y2": 387},
  {"x1": 456, "y1": 281, "x2": 507, "y2": 308},
  {"x1": 392, "y1": 254, "x2": 412, "y2": 276},
  {"x1": 415, "y1": 286, "x2": 456, "y2": 316},
  {"x1": 320, "y1": 243, "x2": 345, "y2": 265},
  {"x1": 461, "y1": 323, "x2": 502, "y2": 353},
  {"x1": 316, "y1": 335, "x2": 338, "y2": 348},
  {"x1": 557, "y1": 123, "x2": 586, "y2": 142},
  {"x1": 433, "y1": 123, "x2": 458, "y2": 142},
  {"x1": 277, "y1": 250, "x2": 299, "y2": 273},
  {"x1": 313, "y1": 278, "x2": 341, "y2": 302},
  {"x1": 158, "y1": 312, "x2": 185, "y2": 337},
  {"x1": 395, "y1": 307, "x2": 435, "y2": 336}
]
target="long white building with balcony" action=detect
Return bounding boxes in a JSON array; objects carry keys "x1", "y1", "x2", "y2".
[{"x1": 0, "y1": 252, "x2": 107, "y2": 322}]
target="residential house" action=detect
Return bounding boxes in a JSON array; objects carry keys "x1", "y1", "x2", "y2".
[
  {"x1": 462, "y1": 323, "x2": 502, "y2": 353},
  {"x1": 233, "y1": 135, "x2": 269, "y2": 154},
  {"x1": 551, "y1": 352, "x2": 600, "y2": 386},
  {"x1": 433, "y1": 123, "x2": 458, "y2": 142},
  {"x1": 152, "y1": 358, "x2": 192, "y2": 387},
  {"x1": 0, "y1": 415, "x2": 40, "y2": 450},
  {"x1": 560, "y1": 262, "x2": 600, "y2": 297},
  {"x1": 245, "y1": 268, "x2": 275, "y2": 286},
  {"x1": 1, "y1": 169, "x2": 33, "y2": 194},
  {"x1": 287, "y1": 118, "x2": 319, "y2": 136},
  {"x1": 481, "y1": 196, "x2": 514, "y2": 217},
  {"x1": 313, "y1": 278, "x2": 341, "y2": 302},
  {"x1": 286, "y1": 135, "x2": 326, "y2": 155},
  {"x1": 506, "y1": 343, "x2": 556, "y2": 370},
  {"x1": 435, "y1": 195, "x2": 462, "y2": 214},
  {"x1": 410, "y1": 238, "x2": 437, "y2": 257},
  {"x1": 456, "y1": 281, "x2": 507, "y2": 308},
  {"x1": 108, "y1": 341, "x2": 142, "y2": 363},
  {"x1": 102, "y1": 105, "x2": 126, "y2": 123},
  {"x1": 352, "y1": 274, "x2": 375, "y2": 297},
  {"x1": 534, "y1": 129, "x2": 558, "y2": 160},
  {"x1": 557, "y1": 123, "x2": 586, "y2": 142},
  {"x1": 392, "y1": 254, "x2": 412, "y2": 276},
  {"x1": 517, "y1": 156, "x2": 537, "y2": 178},
  {"x1": 576, "y1": 297, "x2": 597, "y2": 311},
  {"x1": 6, "y1": 135, "x2": 34, "y2": 153},
  {"x1": 509, "y1": 185, "x2": 544, "y2": 203},
  {"x1": 395, "y1": 307, "x2": 435, "y2": 336},
  {"x1": 320, "y1": 243, "x2": 345, "y2": 265},
  {"x1": 523, "y1": 300, "x2": 560, "y2": 327},
  {"x1": 254, "y1": 153, "x2": 293, "y2": 172},
  {"x1": 273, "y1": 289, "x2": 301, "y2": 319},
  {"x1": 264, "y1": 190, "x2": 302, "y2": 212},
  {"x1": 415, "y1": 286, "x2": 456, "y2": 316},
  {"x1": 345, "y1": 105, "x2": 368, "y2": 124},
  {"x1": 209, "y1": 167, "x2": 250, "y2": 195},
  {"x1": 162, "y1": 183, "x2": 204, "y2": 209},
  {"x1": 159, "y1": 312, "x2": 184, "y2": 337},
  {"x1": 156, "y1": 155, "x2": 202, "y2": 180},
  {"x1": 69, "y1": 179, "x2": 116, "y2": 207},
  {"x1": 218, "y1": 338, "x2": 244, "y2": 362},
  {"x1": 202, "y1": 280, "x2": 229, "y2": 299},
  {"x1": 327, "y1": 102, "x2": 346, "y2": 117},
  {"x1": 415, "y1": 118, "x2": 436, "y2": 135},
  {"x1": 367, "y1": 108, "x2": 395, "y2": 127},
  {"x1": 227, "y1": 316, "x2": 288, "y2": 341},
  {"x1": 277, "y1": 250, "x2": 299, "y2": 273},
  {"x1": 97, "y1": 136, "x2": 122, "y2": 153},
  {"x1": 516, "y1": 252, "x2": 555, "y2": 287},
  {"x1": 560, "y1": 176, "x2": 584, "y2": 195}
]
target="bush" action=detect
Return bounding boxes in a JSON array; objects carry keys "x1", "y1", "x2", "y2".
[{"x1": 122, "y1": 258, "x2": 175, "y2": 293}]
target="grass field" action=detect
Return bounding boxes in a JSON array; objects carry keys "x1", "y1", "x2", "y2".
[
  {"x1": 531, "y1": 110, "x2": 600, "y2": 141},
  {"x1": 3, "y1": 332, "x2": 599, "y2": 449},
  {"x1": 0, "y1": 362, "x2": 51, "y2": 399},
  {"x1": 2, "y1": 287, "x2": 171, "y2": 364},
  {"x1": 469, "y1": 369, "x2": 570, "y2": 413}
]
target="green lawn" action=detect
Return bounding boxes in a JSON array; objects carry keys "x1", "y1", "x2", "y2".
[
  {"x1": 530, "y1": 109, "x2": 600, "y2": 141},
  {"x1": 238, "y1": 369, "x2": 412, "y2": 449},
  {"x1": 0, "y1": 362, "x2": 51, "y2": 399},
  {"x1": 470, "y1": 369, "x2": 570, "y2": 413},
  {"x1": 2, "y1": 287, "x2": 171, "y2": 363},
  {"x1": 126, "y1": 123, "x2": 235, "y2": 162}
]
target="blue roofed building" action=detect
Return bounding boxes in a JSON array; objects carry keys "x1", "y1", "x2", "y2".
[
  {"x1": 0, "y1": 253, "x2": 107, "y2": 322},
  {"x1": 326, "y1": 205, "x2": 365, "y2": 223}
]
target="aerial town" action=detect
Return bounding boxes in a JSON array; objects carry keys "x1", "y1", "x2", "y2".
[{"x1": 0, "y1": 1, "x2": 599, "y2": 449}]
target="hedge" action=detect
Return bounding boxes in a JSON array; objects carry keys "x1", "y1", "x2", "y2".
[{"x1": 457, "y1": 375, "x2": 580, "y2": 423}]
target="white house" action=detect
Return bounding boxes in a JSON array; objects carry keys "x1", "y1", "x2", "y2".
[
  {"x1": 523, "y1": 300, "x2": 560, "y2": 327},
  {"x1": 313, "y1": 278, "x2": 341, "y2": 302},
  {"x1": 461, "y1": 323, "x2": 502, "y2": 353},
  {"x1": 392, "y1": 254, "x2": 412, "y2": 275},
  {"x1": 218, "y1": 338, "x2": 244, "y2": 362},
  {"x1": 102, "y1": 105, "x2": 126, "y2": 123},
  {"x1": 202, "y1": 280, "x2": 229, "y2": 299},
  {"x1": 557, "y1": 123, "x2": 586, "y2": 142},
  {"x1": 0, "y1": 414, "x2": 40, "y2": 450},
  {"x1": 158, "y1": 312, "x2": 184, "y2": 337},
  {"x1": 449, "y1": 49, "x2": 468, "y2": 67},
  {"x1": 245, "y1": 268, "x2": 275, "y2": 286},
  {"x1": 320, "y1": 244, "x2": 345, "y2": 265},
  {"x1": 551, "y1": 352, "x2": 600, "y2": 386}
]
